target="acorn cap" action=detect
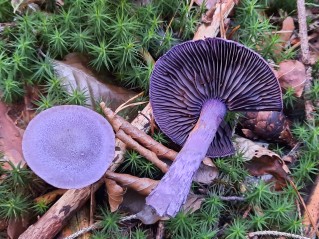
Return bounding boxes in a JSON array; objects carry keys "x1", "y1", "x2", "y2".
[
  {"x1": 22, "y1": 105, "x2": 115, "y2": 189},
  {"x1": 150, "y1": 37, "x2": 282, "y2": 157}
]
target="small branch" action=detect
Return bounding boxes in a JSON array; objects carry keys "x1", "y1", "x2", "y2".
[
  {"x1": 220, "y1": 196, "x2": 245, "y2": 201},
  {"x1": 297, "y1": 0, "x2": 310, "y2": 64},
  {"x1": 248, "y1": 230, "x2": 310, "y2": 239},
  {"x1": 100, "y1": 103, "x2": 216, "y2": 165},
  {"x1": 64, "y1": 222, "x2": 102, "y2": 239}
]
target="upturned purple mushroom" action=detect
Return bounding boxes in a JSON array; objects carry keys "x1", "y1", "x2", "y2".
[
  {"x1": 141, "y1": 38, "x2": 282, "y2": 220},
  {"x1": 22, "y1": 105, "x2": 115, "y2": 189}
]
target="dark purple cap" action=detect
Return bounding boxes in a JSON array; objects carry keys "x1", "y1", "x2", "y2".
[
  {"x1": 22, "y1": 105, "x2": 115, "y2": 189},
  {"x1": 150, "y1": 38, "x2": 282, "y2": 157}
]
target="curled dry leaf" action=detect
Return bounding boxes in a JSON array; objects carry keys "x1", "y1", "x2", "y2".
[
  {"x1": 234, "y1": 136, "x2": 289, "y2": 183},
  {"x1": 0, "y1": 102, "x2": 25, "y2": 170},
  {"x1": 239, "y1": 111, "x2": 297, "y2": 147},
  {"x1": 278, "y1": 60, "x2": 306, "y2": 97},
  {"x1": 105, "y1": 171, "x2": 158, "y2": 197},
  {"x1": 105, "y1": 178, "x2": 126, "y2": 212},
  {"x1": 193, "y1": 158, "x2": 219, "y2": 184},
  {"x1": 54, "y1": 53, "x2": 136, "y2": 110},
  {"x1": 182, "y1": 194, "x2": 205, "y2": 214},
  {"x1": 7, "y1": 216, "x2": 30, "y2": 239}
]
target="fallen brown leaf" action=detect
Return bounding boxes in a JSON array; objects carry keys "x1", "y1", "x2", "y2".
[
  {"x1": 193, "y1": 158, "x2": 219, "y2": 184},
  {"x1": 54, "y1": 53, "x2": 136, "y2": 110},
  {"x1": 278, "y1": 60, "x2": 306, "y2": 97},
  {"x1": 105, "y1": 178, "x2": 126, "y2": 212},
  {"x1": 234, "y1": 136, "x2": 289, "y2": 184},
  {"x1": 0, "y1": 101, "x2": 25, "y2": 170},
  {"x1": 182, "y1": 194, "x2": 205, "y2": 214},
  {"x1": 7, "y1": 216, "x2": 30, "y2": 239}
]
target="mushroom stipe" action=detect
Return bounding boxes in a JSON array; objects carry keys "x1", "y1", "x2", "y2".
[{"x1": 138, "y1": 37, "x2": 283, "y2": 222}]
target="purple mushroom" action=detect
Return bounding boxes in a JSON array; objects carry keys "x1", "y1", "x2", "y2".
[
  {"x1": 142, "y1": 38, "x2": 282, "y2": 220},
  {"x1": 22, "y1": 105, "x2": 115, "y2": 189}
]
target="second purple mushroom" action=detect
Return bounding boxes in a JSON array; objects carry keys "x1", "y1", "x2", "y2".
[{"x1": 141, "y1": 38, "x2": 283, "y2": 220}]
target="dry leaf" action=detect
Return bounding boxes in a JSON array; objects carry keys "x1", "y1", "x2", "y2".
[
  {"x1": 234, "y1": 136, "x2": 289, "y2": 183},
  {"x1": 193, "y1": 158, "x2": 219, "y2": 184},
  {"x1": 105, "y1": 178, "x2": 126, "y2": 212},
  {"x1": 194, "y1": 0, "x2": 235, "y2": 40},
  {"x1": 182, "y1": 194, "x2": 205, "y2": 214},
  {"x1": 0, "y1": 102, "x2": 25, "y2": 170},
  {"x1": 239, "y1": 111, "x2": 297, "y2": 147},
  {"x1": 54, "y1": 53, "x2": 136, "y2": 110},
  {"x1": 105, "y1": 171, "x2": 158, "y2": 196},
  {"x1": 7, "y1": 216, "x2": 30, "y2": 239},
  {"x1": 278, "y1": 60, "x2": 306, "y2": 97}
]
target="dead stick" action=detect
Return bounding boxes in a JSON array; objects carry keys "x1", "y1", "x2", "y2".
[
  {"x1": 100, "y1": 103, "x2": 215, "y2": 165},
  {"x1": 297, "y1": 0, "x2": 310, "y2": 64},
  {"x1": 248, "y1": 231, "x2": 310, "y2": 239},
  {"x1": 19, "y1": 184, "x2": 100, "y2": 239},
  {"x1": 101, "y1": 103, "x2": 176, "y2": 160}
]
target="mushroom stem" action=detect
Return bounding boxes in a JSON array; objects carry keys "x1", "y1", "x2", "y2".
[{"x1": 142, "y1": 99, "x2": 226, "y2": 220}]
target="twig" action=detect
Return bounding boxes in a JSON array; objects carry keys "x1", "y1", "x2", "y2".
[
  {"x1": 248, "y1": 230, "x2": 310, "y2": 239},
  {"x1": 64, "y1": 221, "x2": 102, "y2": 239},
  {"x1": 220, "y1": 196, "x2": 245, "y2": 201},
  {"x1": 115, "y1": 92, "x2": 145, "y2": 114},
  {"x1": 89, "y1": 185, "x2": 95, "y2": 225},
  {"x1": 297, "y1": 0, "x2": 310, "y2": 64}
]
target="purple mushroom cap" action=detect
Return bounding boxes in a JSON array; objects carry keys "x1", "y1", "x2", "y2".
[
  {"x1": 150, "y1": 37, "x2": 282, "y2": 157},
  {"x1": 22, "y1": 105, "x2": 115, "y2": 189}
]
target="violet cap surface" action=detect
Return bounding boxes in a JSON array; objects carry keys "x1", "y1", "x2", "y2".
[
  {"x1": 22, "y1": 105, "x2": 115, "y2": 189},
  {"x1": 150, "y1": 37, "x2": 282, "y2": 157}
]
